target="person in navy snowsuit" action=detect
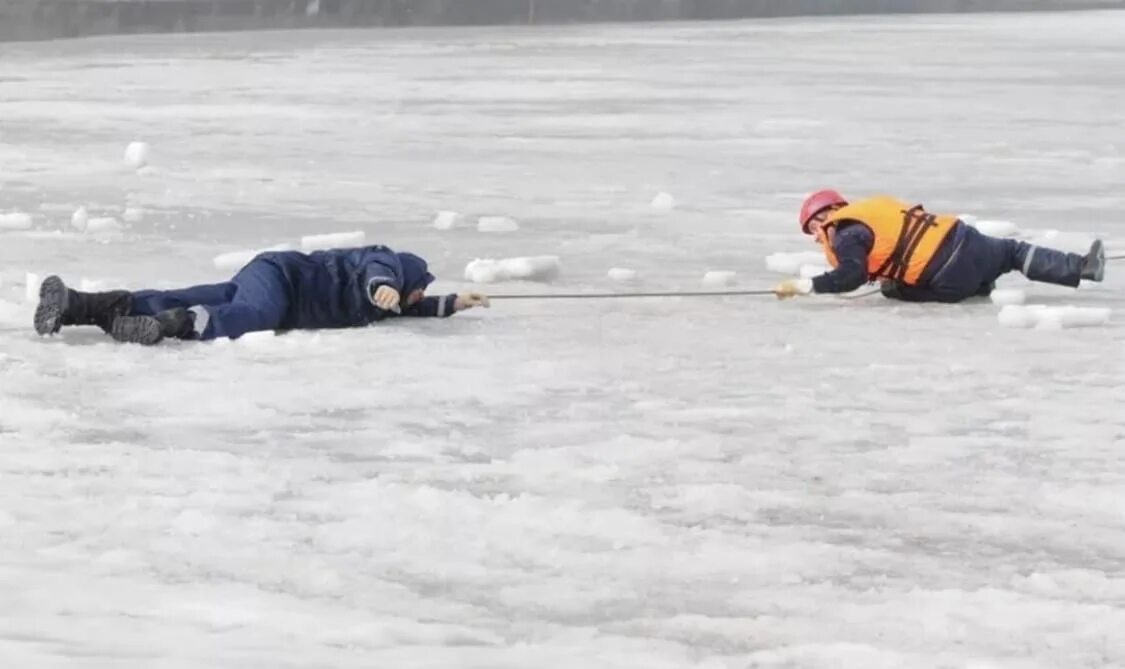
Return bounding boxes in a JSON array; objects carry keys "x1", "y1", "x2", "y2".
[{"x1": 33, "y1": 246, "x2": 490, "y2": 345}]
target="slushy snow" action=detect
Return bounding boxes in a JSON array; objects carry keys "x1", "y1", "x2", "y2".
[{"x1": 464, "y1": 256, "x2": 561, "y2": 283}]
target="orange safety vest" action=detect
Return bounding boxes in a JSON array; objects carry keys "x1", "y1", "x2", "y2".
[{"x1": 815, "y1": 196, "x2": 958, "y2": 285}]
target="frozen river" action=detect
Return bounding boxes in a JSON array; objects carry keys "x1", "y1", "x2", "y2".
[{"x1": 1, "y1": 12, "x2": 1124, "y2": 668}]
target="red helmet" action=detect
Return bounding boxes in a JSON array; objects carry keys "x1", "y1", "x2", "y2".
[{"x1": 799, "y1": 189, "x2": 848, "y2": 234}]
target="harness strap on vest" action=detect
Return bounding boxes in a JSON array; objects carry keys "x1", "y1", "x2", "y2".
[{"x1": 872, "y1": 206, "x2": 939, "y2": 280}]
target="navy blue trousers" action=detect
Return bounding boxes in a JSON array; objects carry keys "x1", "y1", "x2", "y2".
[
  {"x1": 883, "y1": 226, "x2": 1083, "y2": 303},
  {"x1": 130, "y1": 259, "x2": 290, "y2": 340}
]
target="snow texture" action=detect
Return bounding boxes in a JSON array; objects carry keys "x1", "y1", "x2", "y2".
[
  {"x1": 0, "y1": 212, "x2": 33, "y2": 230},
  {"x1": 86, "y1": 216, "x2": 122, "y2": 233},
  {"x1": 990, "y1": 288, "x2": 1027, "y2": 306},
  {"x1": 997, "y1": 304, "x2": 1112, "y2": 329},
  {"x1": 650, "y1": 192, "x2": 676, "y2": 210},
  {"x1": 798, "y1": 264, "x2": 830, "y2": 279},
  {"x1": 464, "y1": 256, "x2": 561, "y2": 283},
  {"x1": 432, "y1": 210, "x2": 463, "y2": 230},
  {"x1": 1, "y1": 15, "x2": 1124, "y2": 669},
  {"x1": 124, "y1": 141, "x2": 151, "y2": 169},
  {"x1": 765, "y1": 251, "x2": 827, "y2": 275},
  {"x1": 213, "y1": 245, "x2": 292, "y2": 271},
  {"x1": 477, "y1": 216, "x2": 520, "y2": 232},
  {"x1": 123, "y1": 207, "x2": 145, "y2": 223},
  {"x1": 71, "y1": 206, "x2": 89, "y2": 232},
  {"x1": 701, "y1": 270, "x2": 737, "y2": 287},
  {"x1": 300, "y1": 230, "x2": 365, "y2": 251}
]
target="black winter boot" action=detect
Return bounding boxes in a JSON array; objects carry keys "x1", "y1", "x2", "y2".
[
  {"x1": 110, "y1": 308, "x2": 197, "y2": 346},
  {"x1": 34, "y1": 275, "x2": 133, "y2": 336},
  {"x1": 1081, "y1": 239, "x2": 1105, "y2": 282}
]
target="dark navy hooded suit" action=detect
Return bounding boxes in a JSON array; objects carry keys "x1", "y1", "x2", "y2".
[{"x1": 128, "y1": 246, "x2": 457, "y2": 340}]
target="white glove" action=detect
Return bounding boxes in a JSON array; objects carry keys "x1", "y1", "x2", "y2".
[
  {"x1": 373, "y1": 285, "x2": 401, "y2": 312},
  {"x1": 454, "y1": 292, "x2": 491, "y2": 311},
  {"x1": 774, "y1": 278, "x2": 814, "y2": 300}
]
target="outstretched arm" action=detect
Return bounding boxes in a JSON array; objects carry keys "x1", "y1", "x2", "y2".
[
  {"x1": 776, "y1": 224, "x2": 874, "y2": 298},
  {"x1": 402, "y1": 293, "x2": 490, "y2": 318}
]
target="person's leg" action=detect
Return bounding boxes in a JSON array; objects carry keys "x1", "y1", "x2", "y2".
[
  {"x1": 972, "y1": 229, "x2": 1104, "y2": 288},
  {"x1": 129, "y1": 282, "x2": 237, "y2": 316},
  {"x1": 34, "y1": 276, "x2": 133, "y2": 335},
  {"x1": 111, "y1": 260, "x2": 290, "y2": 345}
]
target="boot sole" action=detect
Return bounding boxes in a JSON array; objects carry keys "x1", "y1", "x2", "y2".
[
  {"x1": 110, "y1": 315, "x2": 164, "y2": 346},
  {"x1": 33, "y1": 275, "x2": 68, "y2": 336},
  {"x1": 1089, "y1": 239, "x2": 1105, "y2": 282}
]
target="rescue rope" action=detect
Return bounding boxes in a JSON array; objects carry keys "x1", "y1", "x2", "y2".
[
  {"x1": 490, "y1": 289, "x2": 776, "y2": 300},
  {"x1": 489, "y1": 285, "x2": 884, "y2": 301}
]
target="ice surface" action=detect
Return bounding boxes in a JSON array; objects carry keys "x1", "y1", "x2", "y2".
[
  {"x1": 990, "y1": 288, "x2": 1027, "y2": 306},
  {"x1": 0, "y1": 212, "x2": 33, "y2": 230},
  {"x1": 300, "y1": 231, "x2": 365, "y2": 251},
  {"x1": 971, "y1": 219, "x2": 1021, "y2": 237},
  {"x1": 1, "y1": 14, "x2": 1124, "y2": 669},
  {"x1": 124, "y1": 141, "x2": 151, "y2": 169},
  {"x1": 701, "y1": 270, "x2": 736, "y2": 287},
  {"x1": 432, "y1": 210, "x2": 463, "y2": 230},
  {"x1": 70, "y1": 206, "x2": 89, "y2": 232},
  {"x1": 24, "y1": 272, "x2": 41, "y2": 302},
  {"x1": 608, "y1": 268, "x2": 639, "y2": 281},
  {"x1": 213, "y1": 245, "x2": 292, "y2": 270},
  {"x1": 477, "y1": 216, "x2": 520, "y2": 232},
  {"x1": 123, "y1": 206, "x2": 145, "y2": 224},
  {"x1": 765, "y1": 251, "x2": 827, "y2": 275},
  {"x1": 997, "y1": 304, "x2": 1112, "y2": 329},
  {"x1": 651, "y1": 192, "x2": 676, "y2": 211},
  {"x1": 798, "y1": 264, "x2": 830, "y2": 279},
  {"x1": 464, "y1": 256, "x2": 561, "y2": 283},
  {"x1": 86, "y1": 216, "x2": 122, "y2": 233}
]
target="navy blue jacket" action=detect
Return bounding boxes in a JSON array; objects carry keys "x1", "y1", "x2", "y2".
[
  {"x1": 811, "y1": 220, "x2": 962, "y2": 294},
  {"x1": 255, "y1": 246, "x2": 456, "y2": 330}
]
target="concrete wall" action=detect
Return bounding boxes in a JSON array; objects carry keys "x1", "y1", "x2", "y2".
[{"x1": 2, "y1": 0, "x2": 1123, "y2": 42}]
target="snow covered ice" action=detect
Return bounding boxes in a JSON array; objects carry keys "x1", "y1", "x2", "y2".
[
  {"x1": 464, "y1": 256, "x2": 561, "y2": 283},
  {"x1": 0, "y1": 212, "x2": 33, "y2": 230},
  {"x1": 997, "y1": 304, "x2": 1113, "y2": 329},
  {"x1": 476, "y1": 215, "x2": 520, "y2": 232},
  {"x1": 700, "y1": 270, "x2": 737, "y2": 287},
  {"x1": 2, "y1": 12, "x2": 1125, "y2": 668},
  {"x1": 650, "y1": 191, "x2": 677, "y2": 211},
  {"x1": 300, "y1": 230, "x2": 366, "y2": 251},
  {"x1": 432, "y1": 210, "x2": 463, "y2": 230},
  {"x1": 124, "y1": 141, "x2": 151, "y2": 170}
]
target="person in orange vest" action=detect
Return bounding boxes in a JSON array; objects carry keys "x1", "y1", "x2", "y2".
[{"x1": 774, "y1": 190, "x2": 1105, "y2": 301}]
